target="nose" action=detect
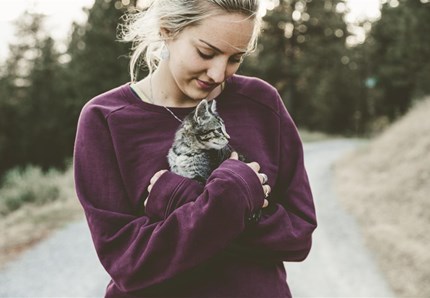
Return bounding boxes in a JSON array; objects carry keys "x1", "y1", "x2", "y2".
[{"x1": 207, "y1": 58, "x2": 227, "y2": 83}]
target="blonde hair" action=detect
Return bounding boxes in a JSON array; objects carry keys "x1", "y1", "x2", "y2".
[{"x1": 119, "y1": 0, "x2": 261, "y2": 82}]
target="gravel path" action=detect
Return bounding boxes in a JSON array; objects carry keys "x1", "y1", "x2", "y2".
[
  {"x1": 0, "y1": 139, "x2": 395, "y2": 297},
  {"x1": 287, "y1": 139, "x2": 394, "y2": 297},
  {"x1": 0, "y1": 220, "x2": 109, "y2": 297}
]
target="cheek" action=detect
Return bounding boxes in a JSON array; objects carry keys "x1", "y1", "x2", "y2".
[
  {"x1": 172, "y1": 50, "x2": 204, "y2": 78},
  {"x1": 226, "y1": 63, "x2": 241, "y2": 78}
]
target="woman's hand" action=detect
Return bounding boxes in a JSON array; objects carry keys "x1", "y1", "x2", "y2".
[
  {"x1": 144, "y1": 169, "x2": 168, "y2": 207},
  {"x1": 230, "y1": 152, "x2": 270, "y2": 208},
  {"x1": 145, "y1": 153, "x2": 270, "y2": 209}
]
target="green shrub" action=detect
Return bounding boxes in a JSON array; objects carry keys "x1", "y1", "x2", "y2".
[{"x1": 0, "y1": 164, "x2": 74, "y2": 216}]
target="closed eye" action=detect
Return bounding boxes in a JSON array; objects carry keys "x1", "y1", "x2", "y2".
[
  {"x1": 197, "y1": 49, "x2": 214, "y2": 60},
  {"x1": 230, "y1": 56, "x2": 243, "y2": 64},
  {"x1": 197, "y1": 49, "x2": 243, "y2": 64}
]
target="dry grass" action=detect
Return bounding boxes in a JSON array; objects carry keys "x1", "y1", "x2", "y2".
[
  {"x1": 299, "y1": 129, "x2": 339, "y2": 142},
  {"x1": 0, "y1": 166, "x2": 84, "y2": 268},
  {"x1": 334, "y1": 97, "x2": 430, "y2": 297}
]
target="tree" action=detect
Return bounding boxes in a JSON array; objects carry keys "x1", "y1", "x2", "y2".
[
  {"x1": 0, "y1": 11, "x2": 52, "y2": 175},
  {"x1": 23, "y1": 36, "x2": 67, "y2": 169},
  {"x1": 66, "y1": 0, "x2": 133, "y2": 105},
  {"x1": 0, "y1": 1, "x2": 139, "y2": 177},
  {"x1": 60, "y1": 0, "x2": 136, "y2": 160},
  {"x1": 242, "y1": 0, "x2": 360, "y2": 134},
  {"x1": 366, "y1": 0, "x2": 430, "y2": 120}
]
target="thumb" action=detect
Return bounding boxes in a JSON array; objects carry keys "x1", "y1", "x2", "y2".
[{"x1": 230, "y1": 151, "x2": 239, "y2": 160}]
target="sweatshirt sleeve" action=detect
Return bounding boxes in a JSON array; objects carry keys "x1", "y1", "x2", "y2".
[
  {"x1": 73, "y1": 104, "x2": 264, "y2": 295},
  {"x1": 144, "y1": 172, "x2": 204, "y2": 221},
  {"x1": 145, "y1": 171, "x2": 264, "y2": 224},
  {"x1": 228, "y1": 96, "x2": 317, "y2": 262}
]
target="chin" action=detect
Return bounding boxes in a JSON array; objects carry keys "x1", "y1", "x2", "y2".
[{"x1": 187, "y1": 89, "x2": 211, "y2": 101}]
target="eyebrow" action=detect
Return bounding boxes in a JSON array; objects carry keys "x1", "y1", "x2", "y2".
[{"x1": 198, "y1": 39, "x2": 246, "y2": 55}]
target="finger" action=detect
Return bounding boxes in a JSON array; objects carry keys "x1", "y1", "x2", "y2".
[
  {"x1": 230, "y1": 151, "x2": 239, "y2": 160},
  {"x1": 263, "y1": 184, "x2": 271, "y2": 198},
  {"x1": 247, "y1": 161, "x2": 260, "y2": 173},
  {"x1": 150, "y1": 169, "x2": 167, "y2": 184},
  {"x1": 262, "y1": 199, "x2": 269, "y2": 208},
  {"x1": 260, "y1": 173, "x2": 268, "y2": 184},
  {"x1": 258, "y1": 173, "x2": 264, "y2": 184}
]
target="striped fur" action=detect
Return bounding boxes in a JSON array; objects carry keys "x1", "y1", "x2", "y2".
[{"x1": 167, "y1": 99, "x2": 241, "y2": 183}]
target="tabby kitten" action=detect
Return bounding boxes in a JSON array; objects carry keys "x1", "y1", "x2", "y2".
[{"x1": 168, "y1": 99, "x2": 243, "y2": 183}]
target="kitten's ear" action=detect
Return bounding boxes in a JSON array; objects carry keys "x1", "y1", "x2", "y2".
[
  {"x1": 209, "y1": 100, "x2": 217, "y2": 114},
  {"x1": 194, "y1": 99, "x2": 209, "y2": 123}
]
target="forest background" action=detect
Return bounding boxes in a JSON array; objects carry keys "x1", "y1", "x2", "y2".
[{"x1": 0, "y1": 0, "x2": 429, "y2": 211}]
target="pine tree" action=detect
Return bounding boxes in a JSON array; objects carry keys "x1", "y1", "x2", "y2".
[
  {"x1": 24, "y1": 36, "x2": 67, "y2": 169},
  {"x1": 242, "y1": 0, "x2": 358, "y2": 134},
  {"x1": 58, "y1": 0, "x2": 138, "y2": 161},
  {"x1": 0, "y1": 11, "x2": 52, "y2": 174},
  {"x1": 66, "y1": 0, "x2": 133, "y2": 105},
  {"x1": 0, "y1": 1, "x2": 140, "y2": 177},
  {"x1": 366, "y1": 0, "x2": 430, "y2": 120},
  {"x1": 295, "y1": 0, "x2": 356, "y2": 133}
]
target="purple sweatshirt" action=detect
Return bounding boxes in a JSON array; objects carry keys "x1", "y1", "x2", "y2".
[{"x1": 74, "y1": 75, "x2": 317, "y2": 297}]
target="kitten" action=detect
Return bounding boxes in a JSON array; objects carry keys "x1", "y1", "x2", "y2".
[{"x1": 167, "y1": 99, "x2": 244, "y2": 183}]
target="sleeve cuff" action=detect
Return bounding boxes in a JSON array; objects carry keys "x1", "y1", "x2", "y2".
[
  {"x1": 144, "y1": 172, "x2": 204, "y2": 220},
  {"x1": 211, "y1": 159, "x2": 265, "y2": 215}
]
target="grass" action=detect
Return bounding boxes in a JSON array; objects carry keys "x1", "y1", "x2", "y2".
[
  {"x1": 0, "y1": 164, "x2": 84, "y2": 268},
  {"x1": 334, "y1": 97, "x2": 430, "y2": 297},
  {"x1": 298, "y1": 129, "x2": 341, "y2": 142},
  {"x1": 0, "y1": 165, "x2": 70, "y2": 215}
]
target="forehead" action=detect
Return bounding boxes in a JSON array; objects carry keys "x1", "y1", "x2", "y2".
[{"x1": 184, "y1": 13, "x2": 255, "y2": 53}]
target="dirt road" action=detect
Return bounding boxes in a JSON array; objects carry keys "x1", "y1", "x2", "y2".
[
  {"x1": 286, "y1": 140, "x2": 394, "y2": 297},
  {"x1": 0, "y1": 139, "x2": 395, "y2": 297}
]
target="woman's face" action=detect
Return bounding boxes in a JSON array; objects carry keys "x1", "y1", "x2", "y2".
[{"x1": 164, "y1": 12, "x2": 255, "y2": 101}]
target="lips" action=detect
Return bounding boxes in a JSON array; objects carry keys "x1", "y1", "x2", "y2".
[{"x1": 196, "y1": 79, "x2": 218, "y2": 90}]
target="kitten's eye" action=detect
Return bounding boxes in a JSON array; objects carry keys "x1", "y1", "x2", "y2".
[{"x1": 197, "y1": 49, "x2": 214, "y2": 60}]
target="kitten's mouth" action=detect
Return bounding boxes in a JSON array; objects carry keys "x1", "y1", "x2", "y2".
[{"x1": 211, "y1": 140, "x2": 229, "y2": 149}]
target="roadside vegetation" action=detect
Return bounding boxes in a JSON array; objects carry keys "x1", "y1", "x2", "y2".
[
  {"x1": 0, "y1": 164, "x2": 83, "y2": 267},
  {"x1": 0, "y1": 164, "x2": 72, "y2": 216},
  {"x1": 1, "y1": 0, "x2": 429, "y2": 286},
  {"x1": 298, "y1": 129, "x2": 342, "y2": 143},
  {"x1": 334, "y1": 97, "x2": 430, "y2": 297}
]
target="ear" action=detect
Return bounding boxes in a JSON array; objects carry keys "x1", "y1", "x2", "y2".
[
  {"x1": 194, "y1": 99, "x2": 209, "y2": 123},
  {"x1": 160, "y1": 27, "x2": 171, "y2": 39},
  {"x1": 209, "y1": 100, "x2": 217, "y2": 114}
]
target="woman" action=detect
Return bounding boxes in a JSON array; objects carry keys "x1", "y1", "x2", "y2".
[{"x1": 74, "y1": 0, "x2": 317, "y2": 297}]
